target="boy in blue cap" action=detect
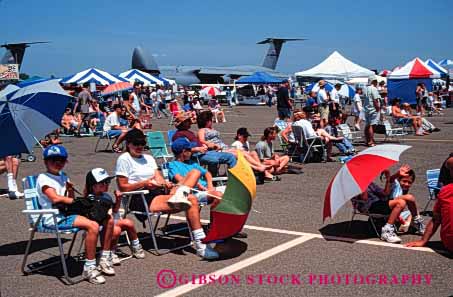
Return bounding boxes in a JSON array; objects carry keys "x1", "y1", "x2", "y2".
[
  {"x1": 36, "y1": 145, "x2": 114, "y2": 284},
  {"x1": 168, "y1": 138, "x2": 222, "y2": 208}
]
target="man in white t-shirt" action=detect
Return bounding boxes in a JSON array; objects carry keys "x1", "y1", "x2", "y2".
[
  {"x1": 156, "y1": 87, "x2": 170, "y2": 117},
  {"x1": 103, "y1": 104, "x2": 128, "y2": 152},
  {"x1": 316, "y1": 80, "x2": 330, "y2": 128}
]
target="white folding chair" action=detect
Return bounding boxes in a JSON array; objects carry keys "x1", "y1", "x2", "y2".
[
  {"x1": 292, "y1": 125, "x2": 326, "y2": 163},
  {"x1": 21, "y1": 176, "x2": 84, "y2": 285},
  {"x1": 383, "y1": 120, "x2": 407, "y2": 142}
]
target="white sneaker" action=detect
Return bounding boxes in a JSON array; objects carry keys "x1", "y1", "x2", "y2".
[
  {"x1": 110, "y1": 253, "x2": 121, "y2": 266},
  {"x1": 412, "y1": 216, "x2": 426, "y2": 235},
  {"x1": 167, "y1": 185, "x2": 192, "y2": 211},
  {"x1": 83, "y1": 266, "x2": 106, "y2": 284},
  {"x1": 8, "y1": 191, "x2": 24, "y2": 200},
  {"x1": 381, "y1": 225, "x2": 402, "y2": 243},
  {"x1": 131, "y1": 244, "x2": 146, "y2": 259},
  {"x1": 99, "y1": 257, "x2": 115, "y2": 275},
  {"x1": 196, "y1": 243, "x2": 219, "y2": 260}
]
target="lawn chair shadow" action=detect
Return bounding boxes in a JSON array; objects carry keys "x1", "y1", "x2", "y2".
[
  {"x1": 0, "y1": 238, "x2": 70, "y2": 256},
  {"x1": 22, "y1": 255, "x2": 84, "y2": 283},
  {"x1": 319, "y1": 220, "x2": 380, "y2": 242}
]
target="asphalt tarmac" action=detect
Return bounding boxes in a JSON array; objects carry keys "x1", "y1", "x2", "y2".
[{"x1": 0, "y1": 105, "x2": 451, "y2": 297}]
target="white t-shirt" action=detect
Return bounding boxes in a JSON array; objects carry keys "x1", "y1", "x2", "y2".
[
  {"x1": 115, "y1": 152, "x2": 158, "y2": 184},
  {"x1": 293, "y1": 119, "x2": 316, "y2": 138},
  {"x1": 103, "y1": 112, "x2": 120, "y2": 131},
  {"x1": 231, "y1": 140, "x2": 250, "y2": 151},
  {"x1": 352, "y1": 94, "x2": 363, "y2": 113},
  {"x1": 317, "y1": 89, "x2": 329, "y2": 104},
  {"x1": 157, "y1": 90, "x2": 165, "y2": 102},
  {"x1": 36, "y1": 172, "x2": 68, "y2": 226},
  {"x1": 130, "y1": 93, "x2": 140, "y2": 112},
  {"x1": 330, "y1": 88, "x2": 340, "y2": 104}
]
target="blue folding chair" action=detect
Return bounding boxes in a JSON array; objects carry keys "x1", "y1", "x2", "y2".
[
  {"x1": 21, "y1": 175, "x2": 83, "y2": 285},
  {"x1": 167, "y1": 129, "x2": 177, "y2": 147},
  {"x1": 423, "y1": 169, "x2": 441, "y2": 213}
]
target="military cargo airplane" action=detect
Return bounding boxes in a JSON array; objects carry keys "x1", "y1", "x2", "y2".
[{"x1": 131, "y1": 38, "x2": 305, "y2": 85}]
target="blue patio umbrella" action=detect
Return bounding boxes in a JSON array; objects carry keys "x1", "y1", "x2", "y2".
[{"x1": 0, "y1": 80, "x2": 72, "y2": 157}]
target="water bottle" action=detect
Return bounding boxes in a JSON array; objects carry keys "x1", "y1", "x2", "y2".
[{"x1": 161, "y1": 163, "x2": 170, "y2": 182}]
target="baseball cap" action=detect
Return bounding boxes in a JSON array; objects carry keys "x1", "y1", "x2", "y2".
[
  {"x1": 171, "y1": 137, "x2": 198, "y2": 155},
  {"x1": 43, "y1": 145, "x2": 68, "y2": 160},
  {"x1": 85, "y1": 168, "x2": 115, "y2": 191}
]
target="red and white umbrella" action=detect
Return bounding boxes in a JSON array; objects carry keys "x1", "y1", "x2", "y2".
[
  {"x1": 388, "y1": 57, "x2": 440, "y2": 79},
  {"x1": 201, "y1": 86, "x2": 221, "y2": 97},
  {"x1": 323, "y1": 144, "x2": 411, "y2": 221},
  {"x1": 101, "y1": 81, "x2": 133, "y2": 96}
]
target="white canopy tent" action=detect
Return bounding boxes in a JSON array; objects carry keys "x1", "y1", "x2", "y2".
[{"x1": 295, "y1": 51, "x2": 374, "y2": 80}]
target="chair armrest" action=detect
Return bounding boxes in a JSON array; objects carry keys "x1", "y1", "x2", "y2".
[
  {"x1": 23, "y1": 209, "x2": 59, "y2": 215},
  {"x1": 212, "y1": 177, "x2": 228, "y2": 182},
  {"x1": 428, "y1": 185, "x2": 441, "y2": 191},
  {"x1": 121, "y1": 190, "x2": 150, "y2": 196}
]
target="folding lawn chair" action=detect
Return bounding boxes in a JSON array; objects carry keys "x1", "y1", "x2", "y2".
[
  {"x1": 383, "y1": 120, "x2": 407, "y2": 142},
  {"x1": 348, "y1": 199, "x2": 389, "y2": 238},
  {"x1": 120, "y1": 189, "x2": 193, "y2": 255},
  {"x1": 337, "y1": 124, "x2": 362, "y2": 144},
  {"x1": 146, "y1": 131, "x2": 174, "y2": 163},
  {"x1": 21, "y1": 176, "x2": 84, "y2": 285},
  {"x1": 423, "y1": 168, "x2": 441, "y2": 213},
  {"x1": 292, "y1": 124, "x2": 326, "y2": 163}
]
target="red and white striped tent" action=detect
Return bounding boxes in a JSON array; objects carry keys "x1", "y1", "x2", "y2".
[{"x1": 388, "y1": 58, "x2": 441, "y2": 79}]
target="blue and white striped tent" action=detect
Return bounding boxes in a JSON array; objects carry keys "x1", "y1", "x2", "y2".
[
  {"x1": 60, "y1": 68, "x2": 127, "y2": 86},
  {"x1": 119, "y1": 69, "x2": 170, "y2": 86},
  {"x1": 305, "y1": 81, "x2": 355, "y2": 98},
  {"x1": 438, "y1": 59, "x2": 453, "y2": 68},
  {"x1": 425, "y1": 59, "x2": 448, "y2": 78}
]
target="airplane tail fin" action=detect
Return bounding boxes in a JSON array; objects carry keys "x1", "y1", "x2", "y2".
[
  {"x1": 132, "y1": 46, "x2": 160, "y2": 75},
  {"x1": 257, "y1": 38, "x2": 306, "y2": 70},
  {"x1": 1, "y1": 42, "x2": 49, "y2": 70}
]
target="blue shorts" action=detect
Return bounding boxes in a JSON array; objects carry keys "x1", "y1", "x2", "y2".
[
  {"x1": 107, "y1": 130, "x2": 122, "y2": 138},
  {"x1": 43, "y1": 214, "x2": 77, "y2": 231},
  {"x1": 277, "y1": 108, "x2": 291, "y2": 119}
]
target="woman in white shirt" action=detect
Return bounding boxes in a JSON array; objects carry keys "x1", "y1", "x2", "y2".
[{"x1": 115, "y1": 128, "x2": 219, "y2": 260}]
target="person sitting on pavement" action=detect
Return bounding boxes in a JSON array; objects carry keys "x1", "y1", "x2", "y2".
[
  {"x1": 401, "y1": 102, "x2": 440, "y2": 133},
  {"x1": 83, "y1": 168, "x2": 145, "y2": 268},
  {"x1": 115, "y1": 128, "x2": 219, "y2": 260},
  {"x1": 231, "y1": 127, "x2": 277, "y2": 181},
  {"x1": 36, "y1": 145, "x2": 114, "y2": 284},
  {"x1": 103, "y1": 104, "x2": 129, "y2": 153},
  {"x1": 168, "y1": 138, "x2": 222, "y2": 209},
  {"x1": 324, "y1": 117, "x2": 356, "y2": 156},
  {"x1": 255, "y1": 127, "x2": 292, "y2": 175},
  {"x1": 172, "y1": 113, "x2": 237, "y2": 168},
  {"x1": 0, "y1": 156, "x2": 23, "y2": 199},
  {"x1": 405, "y1": 183, "x2": 453, "y2": 253}
]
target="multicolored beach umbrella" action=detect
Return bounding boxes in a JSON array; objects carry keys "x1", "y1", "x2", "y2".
[
  {"x1": 203, "y1": 151, "x2": 256, "y2": 243},
  {"x1": 323, "y1": 144, "x2": 411, "y2": 221}
]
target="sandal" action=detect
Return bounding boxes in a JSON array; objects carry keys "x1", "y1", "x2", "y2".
[
  {"x1": 112, "y1": 145, "x2": 122, "y2": 153},
  {"x1": 264, "y1": 176, "x2": 281, "y2": 182}
]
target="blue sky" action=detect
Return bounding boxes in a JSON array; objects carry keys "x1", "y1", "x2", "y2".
[{"x1": 2, "y1": 0, "x2": 452, "y2": 77}]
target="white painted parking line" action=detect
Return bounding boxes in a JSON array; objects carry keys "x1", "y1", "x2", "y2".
[
  {"x1": 154, "y1": 235, "x2": 316, "y2": 297},
  {"x1": 168, "y1": 215, "x2": 449, "y2": 255}
]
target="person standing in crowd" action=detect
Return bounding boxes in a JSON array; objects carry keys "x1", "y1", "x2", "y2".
[
  {"x1": 316, "y1": 80, "x2": 330, "y2": 128},
  {"x1": 415, "y1": 83, "x2": 426, "y2": 116},
  {"x1": 352, "y1": 87, "x2": 363, "y2": 131},
  {"x1": 266, "y1": 85, "x2": 274, "y2": 107},
  {"x1": 128, "y1": 83, "x2": 142, "y2": 118},
  {"x1": 73, "y1": 84, "x2": 94, "y2": 136},
  {"x1": 363, "y1": 78, "x2": 381, "y2": 147},
  {"x1": 276, "y1": 81, "x2": 292, "y2": 119},
  {"x1": 157, "y1": 86, "x2": 170, "y2": 118},
  {"x1": 0, "y1": 156, "x2": 23, "y2": 199}
]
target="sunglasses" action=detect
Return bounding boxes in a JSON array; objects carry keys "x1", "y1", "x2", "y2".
[
  {"x1": 131, "y1": 140, "x2": 146, "y2": 147},
  {"x1": 47, "y1": 157, "x2": 67, "y2": 163},
  {"x1": 98, "y1": 180, "x2": 111, "y2": 185}
]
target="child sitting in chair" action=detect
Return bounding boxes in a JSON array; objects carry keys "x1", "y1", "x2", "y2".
[
  {"x1": 84, "y1": 168, "x2": 145, "y2": 268},
  {"x1": 36, "y1": 145, "x2": 114, "y2": 284}
]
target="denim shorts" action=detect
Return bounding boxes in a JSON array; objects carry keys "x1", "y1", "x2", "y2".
[{"x1": 43, "y1": 214, "x2": 77, "y2": 231}]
